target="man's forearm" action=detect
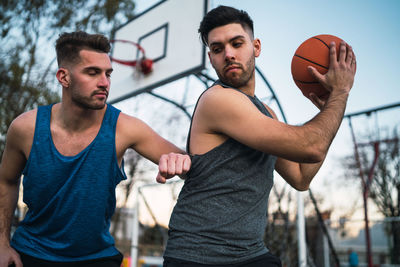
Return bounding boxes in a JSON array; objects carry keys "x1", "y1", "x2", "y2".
[
  {"x1": 305, "y1": 90, "x2": 349, "y2": 155},
  {"x1": 0, "y1": 181, "x2": 20, "y2": 245}
]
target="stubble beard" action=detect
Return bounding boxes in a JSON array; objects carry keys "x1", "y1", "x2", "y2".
[
  {"x1": 217, "y1": 55, "x2": 255, "y2": 89},
  {"x1": 69, "y1": 79, "x2": 107, "y2": 110}
]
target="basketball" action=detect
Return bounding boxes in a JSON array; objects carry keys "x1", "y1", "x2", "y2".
[{"x1": 291, "y1": 34, "x2": 342, "y2": 100}]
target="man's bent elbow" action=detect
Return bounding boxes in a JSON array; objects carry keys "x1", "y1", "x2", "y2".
[
  {"x1": 303, "y1": 147, "x2": 325, "y2": 163},
  {"x1": 290, "y1": 180, "x2": 310, "y2": 191},
  {"x1": 294, "y1": 183, "x2": 310, "y2": 191}
]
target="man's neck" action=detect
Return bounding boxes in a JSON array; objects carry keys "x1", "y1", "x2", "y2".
[
  {"x1": 238, "y1": 82, "x2": 255, "y2": 97},
  {"x1": 53, "y1": 101, "x2": 106, "y2": 133},
  {"x1": 221, "y1": 77, "x2": 256, "y2": 97}
]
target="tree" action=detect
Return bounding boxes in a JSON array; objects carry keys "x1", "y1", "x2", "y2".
[
  {"x1": 0, "y1": 50, "x2": 60, "y2": 157},
  {"x1": 343, "y1": 126, "x2": 400, "y2": 264},
  {"x1": 0, "y1": 0, "x2": 136, "y2": 157},
  {"x1": 369, "y1": 130, "x2": 400, "y2": 264}
]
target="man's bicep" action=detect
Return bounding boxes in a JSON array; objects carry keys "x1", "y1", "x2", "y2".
[
  {"x1": 0, "y1": 124, "x2": 27, "y2": 184},
  {"x1": 120, "y1": 115, "x2": 182, "y2": 164},
  {"x1": 200, "y1": 91, "x2": 285, "y2": 151},
  {"x1": 198, "y1": 90, "x2": 319, "y2": 162},
  {"x1": 132, "y1": 126, "x2": 180, "y2": 164}
]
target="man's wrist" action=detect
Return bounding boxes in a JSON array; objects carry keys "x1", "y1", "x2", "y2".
[
  {"x1": 0, "y1": 239, "x2": 11, "y2": 247},
  {"x1": 330, "y1": 86, "x2": 350, "y2": 97}
]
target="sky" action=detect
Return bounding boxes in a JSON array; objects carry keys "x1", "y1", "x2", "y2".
[{"x1": 112, "y1": 0, "x2": 400, "y2": 227}]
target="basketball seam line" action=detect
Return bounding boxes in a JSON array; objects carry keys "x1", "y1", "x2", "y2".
[
  {"x1": 313, "y1": 37, "x2": 330, "y2": 49},
  {"x1": 293, "y1": 79, "x2": 320, "y2": 84},
  {"x1": 294, "y1": 54, "x2": 328, "y2": 69}
]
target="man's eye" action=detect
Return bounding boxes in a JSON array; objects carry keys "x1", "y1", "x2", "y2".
[
  {"x1": 212, "y1": 47, "x2": 222, "y2": 53},
  {"x1": 233, "y1": 42, "x2": 242, "y2": 48}
]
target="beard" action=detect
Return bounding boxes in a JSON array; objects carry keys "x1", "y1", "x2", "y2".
[
  {"x1": 216, "y1": 55, "x2": 255, "y2": 89},
  {"x1": 69, "y1": 78, "x2": 107, "y2": 110}
]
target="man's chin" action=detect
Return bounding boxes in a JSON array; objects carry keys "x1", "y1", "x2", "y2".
[
  {"x1": 91, "y1": 102, "x2": 106, "y2": 110},
  {"x1": 80, "y1": 101, "x2": 106, "y2": 110},
  {"x1": 220, "y1": 77, "x2": 247, "y2": 89}
]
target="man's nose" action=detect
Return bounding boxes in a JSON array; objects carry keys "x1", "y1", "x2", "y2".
[
  {"x1": 224, "y1": 46, "x2": 235, "y2": 61},
  {"x1": 98, "y1": 73, "x2": 110, "y2": 88}
]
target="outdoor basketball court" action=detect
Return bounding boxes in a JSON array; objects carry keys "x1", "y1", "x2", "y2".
[{"x1": 108, "y1": 1, "x2": 400, "y2": 267}]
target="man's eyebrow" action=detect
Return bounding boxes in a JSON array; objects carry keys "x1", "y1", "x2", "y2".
[
  {"x1": 209, "y1": 35, "x2": 246, "y2": 47},
  {"x1": 83, "y1": 66, "x2": 113, "y2": 72}
]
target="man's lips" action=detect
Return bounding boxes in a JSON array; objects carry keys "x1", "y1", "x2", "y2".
[
  {"x1": 224, "y1": 64, "x2": 241, "y2": 73},
  {"x1": 93, "y1": 91, "x2": 108, "y2": 97}
]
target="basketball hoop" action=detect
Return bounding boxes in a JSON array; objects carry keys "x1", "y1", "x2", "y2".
[{"x1": 110, "y1": 39, "x2": 153, "y2": 75}]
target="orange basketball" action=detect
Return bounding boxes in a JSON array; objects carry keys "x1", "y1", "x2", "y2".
[{"x1": 291, "y1": 34, "x2": 342, "y2": 100}]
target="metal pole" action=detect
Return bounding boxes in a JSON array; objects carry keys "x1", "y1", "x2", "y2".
[
  {"x1": 297, "y1": 191, "x2": 307, "y2": 267},
  {"x1": 323, "y1": 234, "x2": 330, "y2": 267},
  {"x1": 309, "y1": 189, "x2": 340, "y2": 266},
  {"x1": 348, "y1": 118, "x2": 373, "y2": 267},
  {"x1": 362, "y1": 188, "x2": 373, "y2": 267},
  {"x1": 344, "y1": 101, "x2": 400, "y2": 118},
  {"x1": 146, "y1": 91, "x2": 192, "y2": 119},
  {"x1": 255, "y1": 66, "x2": 308, "y2": 266},
  {"x1": 255, "y1": 66, "x2": 288, "y2": 123},
  {"x1": 130, "y1": 185, "x2": 139, "y2": 267},
  {"x1": 363, "y1": 142, "x2": 379, "y2": 267}
]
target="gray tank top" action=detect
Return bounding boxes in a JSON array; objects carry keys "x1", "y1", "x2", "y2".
[{"x1": 164, "y1": 80, "x2": 277, "y2": 264}]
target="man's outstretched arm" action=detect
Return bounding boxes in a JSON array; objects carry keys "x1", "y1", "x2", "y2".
[
  {"x1": 0, "y1": 118, "x2": 28, "y2": 267},
  {"x1": 116, "y1": 113, "x2": 191, "y2": 184}
]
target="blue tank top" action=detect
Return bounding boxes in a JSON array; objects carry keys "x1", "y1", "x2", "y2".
[
  {"x1": 11, "y1": 104, "x2": 127, "y2": 261},
  {"x1": 164, "y1": 81, "x2": 277, "y2": 264}
]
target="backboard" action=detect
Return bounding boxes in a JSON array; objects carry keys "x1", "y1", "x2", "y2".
[{"x1": 108, "y1": 0, "x2": 208, "y2": 104}]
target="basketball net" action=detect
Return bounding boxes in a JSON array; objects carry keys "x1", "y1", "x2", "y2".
[{"x1": 110, "y1": 39, "x2": 153, "y2": 77}]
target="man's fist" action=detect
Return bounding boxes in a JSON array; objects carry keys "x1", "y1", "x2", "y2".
[{"x1": 157, "y1": 153, "x2": 191, "y2": 183}]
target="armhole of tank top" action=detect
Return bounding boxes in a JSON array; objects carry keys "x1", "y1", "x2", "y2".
[
  {"x1": 22, "y1": 106, "x2": 46, "y2": 175},
  {"x1": 111, "y1": 108, "x2": 127, "y2": 181},
  {"x1": 186, "y1": 88, "x2": 211, "y2": 155},
  {"x1": 256, "y1": 97, "x2": 273, "y2": 119}
]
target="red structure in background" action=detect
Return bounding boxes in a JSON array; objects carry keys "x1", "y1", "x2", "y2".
[{"x1": 345, "y1": 101, "x2": 400, "y2": 267}]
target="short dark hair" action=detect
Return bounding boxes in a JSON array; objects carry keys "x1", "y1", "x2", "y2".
[
  {"x1": 198, "y1": 5, "x2": 254, "y2": 46},
  {"x1": 55, "y1": 31, "x2": 111, "y2": 67}
]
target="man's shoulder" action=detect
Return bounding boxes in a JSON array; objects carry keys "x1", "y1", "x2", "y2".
[
  {"x1": 115, "y1": 112, "x2": 149, "y2": 137},
  {"x1": 200, "y1": 84, "x2": 249, "y2": 106},
  {"x1": 197, "y1": 85, "x2": 263, "y2": 118},
  {"x1": 116, "y1": 111, "x2": 140, "y2": 124},
  {"x1": 10, "y1": 109, "x2": 37, "y2": 133},
  {"x1": 6, "y1": 109, "x2": 37, "y2": 151},
  {"x1": 204, "y1": 88, "x2": 277, "y2": 120}
]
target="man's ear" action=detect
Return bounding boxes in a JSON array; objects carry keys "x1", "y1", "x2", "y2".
[
  {"x1": 56, "y1": 68, "x2": 70, "y2": 88},
  {"x1": 253, "y1": 38, "x2": 261, "y2": 58}
]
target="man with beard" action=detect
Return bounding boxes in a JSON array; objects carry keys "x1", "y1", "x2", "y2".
[
  {"x1": 162, "y1": 6, "x2": 356, "y2": 267},
  {"x1": 0, "y1": 31, "x2": 190, "y2": 267}
]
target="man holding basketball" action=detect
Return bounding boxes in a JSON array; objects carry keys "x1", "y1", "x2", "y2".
[
  {"x1": 163, "y1": 5, "x2": 356, "y2": 267},
  {"x1": 0, "y1": 31, "x2": 190, "y2": 267}
]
